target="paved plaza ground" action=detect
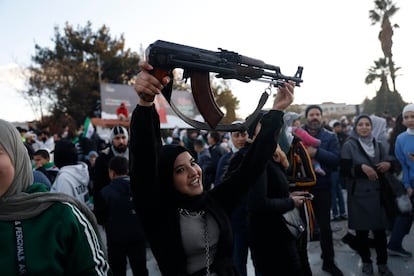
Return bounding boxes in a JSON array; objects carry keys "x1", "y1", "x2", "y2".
[
  {"x1": 140, "y1": 218, "x2": 414, "y2": 275},
  {"x1": 120, "y1": 189, "x2": 414, "y2": 276}
]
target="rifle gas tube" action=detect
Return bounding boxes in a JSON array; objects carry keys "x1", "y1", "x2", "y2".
[{"x1": 145, "y1": 40, "x2": 303, "y2": 131}]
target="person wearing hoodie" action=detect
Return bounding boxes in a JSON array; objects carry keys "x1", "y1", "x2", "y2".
[{"x1": 51, "y1": 140, "x2": 91, "y2": 208}]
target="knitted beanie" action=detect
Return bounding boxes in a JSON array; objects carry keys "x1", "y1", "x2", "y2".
[{"x1": 110, "y1": 125, "x2": 129, "y2": 141}]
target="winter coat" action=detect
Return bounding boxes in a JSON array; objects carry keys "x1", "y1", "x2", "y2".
[{"x1": 340, "y1": 137, "x2": 391, "y2": 230}]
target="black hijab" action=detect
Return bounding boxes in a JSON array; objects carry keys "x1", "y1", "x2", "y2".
[{"x1": 158, "y1": 144, "x2": 207, "y2": 211}]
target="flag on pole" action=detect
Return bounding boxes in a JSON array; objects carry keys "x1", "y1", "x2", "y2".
[{"x1": 83, "y1": 117, "x2": 94, "y2": 138}]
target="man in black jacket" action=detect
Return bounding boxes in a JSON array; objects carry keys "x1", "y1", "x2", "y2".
[{"x1": 92, "y1": 125, "x2": 129, "y2": 222}]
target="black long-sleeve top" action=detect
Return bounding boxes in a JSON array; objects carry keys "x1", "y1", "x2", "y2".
[{"x1": 129, "y1": 104, "x2": 284, "y2": 276}]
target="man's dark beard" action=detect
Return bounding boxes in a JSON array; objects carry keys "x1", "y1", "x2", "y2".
[
  {"x1": 308, "y1": 120, "x2": 322, "y2": 131},
  {"x1": 113, "y1": 144, "x2": 127, "y2": 153}
]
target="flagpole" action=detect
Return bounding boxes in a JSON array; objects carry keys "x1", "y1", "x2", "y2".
[
  {"x1": 97, "y1": 55, "x2": 102, "y2": 84},
  {"x1": 97, "y1": 54, "x2": 102, "y2": 118}
]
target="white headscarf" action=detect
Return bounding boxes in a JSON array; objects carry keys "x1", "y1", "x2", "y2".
[
  {"x1": 402, "y1": 103, "x2": 414, "y2": 115},
  {"x1": 369, "y1": 114, "x2": 387, "y2": 143},
  {"x1": 402, "y1": 104, "x2": 414, "y2": 135}
]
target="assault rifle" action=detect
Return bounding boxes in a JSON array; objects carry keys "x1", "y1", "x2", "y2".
[{"x1": 145, "y1": 40, "x2": 303, "y2": 131}]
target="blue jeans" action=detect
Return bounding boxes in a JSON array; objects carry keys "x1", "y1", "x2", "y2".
[
  {"x1": 330, "y1": 170, "x2": 346, "y2": 217},
  {"x1": 388, "y1": 214, "x2": 413, "y2": 250}
]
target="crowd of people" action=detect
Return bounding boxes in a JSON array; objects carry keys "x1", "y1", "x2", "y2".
[{"x1": 1, "y1": 59, "x2": 413, "y2": 276}]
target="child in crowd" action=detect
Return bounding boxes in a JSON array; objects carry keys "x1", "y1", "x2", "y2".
[
  {"x1": 32, "y1": 149, "x2": 59, "y2": 183},
  {"x1": 284, "y1": 112, "x2": 326, "y2": 175}
]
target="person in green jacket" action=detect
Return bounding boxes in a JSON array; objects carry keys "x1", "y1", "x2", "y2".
[{"x1": 0, "y1": 118, "x2": 111, "y2": 275}]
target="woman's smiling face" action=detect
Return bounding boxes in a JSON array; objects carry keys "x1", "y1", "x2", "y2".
[
  {"x1": 172, "y1": 151, "x2": 203, "y2": 196},
  {"x1": 355, "y1": 117, "x2": 372, "y2": 138}
]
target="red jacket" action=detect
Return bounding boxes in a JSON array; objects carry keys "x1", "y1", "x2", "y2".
[{"x1": 116, "y1": 105, "x2": 129, "y2": 119}]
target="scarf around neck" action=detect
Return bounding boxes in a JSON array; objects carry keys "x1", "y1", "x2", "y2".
[
  {"x1": 350, "y1": 114, "x2": 375, "y2": 157},
  {"x1": 0, "y1": 119, "x2": 100, "y2": 241},
  {"x1": 350, "y1": 129, "x2": 375, "y2": 158},
  {"x1": 358, "y1": 137, "x2": 375, "y2": 157}
]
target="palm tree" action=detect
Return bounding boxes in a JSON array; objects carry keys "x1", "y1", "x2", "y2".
[
  {"x1": 368, "y1": 0, "x2": 399, "y2": 91},
  {"x1": 364, "y1": 58, "x2": 404, "y2": 117},
  {"x1": 365, "y1": 58, "x2": 388, "y2": 86}
]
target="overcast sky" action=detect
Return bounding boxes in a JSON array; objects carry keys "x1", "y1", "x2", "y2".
[{"x1": 0, "y1": 0, "x2": 412, "y2": 122}]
